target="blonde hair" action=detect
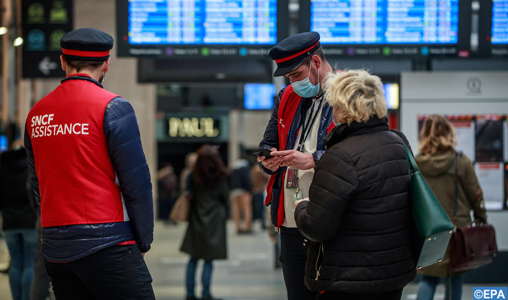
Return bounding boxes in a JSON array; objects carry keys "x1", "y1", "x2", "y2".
[
  {"x1": 418, "y1": 115, "x2": 457, "y2": 155},
  {"x1": 324, "y1": 70, "x2": 387, "y2": 125}
]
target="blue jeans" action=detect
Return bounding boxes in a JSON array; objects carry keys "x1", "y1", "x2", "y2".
[
  {"x1": 186, "y1": 257, "x2": 213, "y2": 298},
  {"x1": 417, "y1": 275, "x2": 464, "y2": 300},
  {"x1": 3, "y1": 229, "x2": 37, "y2": 300}
]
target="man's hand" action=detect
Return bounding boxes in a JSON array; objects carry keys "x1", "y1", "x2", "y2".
[
  {"x1": 270, "y1": 150, "x2": 315, "y2": 170},
  {"x1": 257, "y1": 148, "x2": 283, "y2": 172}
]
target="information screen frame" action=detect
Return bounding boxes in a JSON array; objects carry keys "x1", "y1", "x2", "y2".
[
  {"x1": 116, "y1": 0, "x2": 289, "y2": 57},
  {"x1": 298, "y1": 0, "x2": 472, "y2": 58}
]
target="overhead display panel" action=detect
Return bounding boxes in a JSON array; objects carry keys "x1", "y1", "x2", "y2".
[
  {"x1": 299, "y1": 0, "x2": 470, "y2": 58},
  {"x1": 117, "y1": 0, "x2": 289, "y2": 57},
  {"x1": 489, "y1": 0, "x2": 508, "y2": 57},
  {"x1": 492, "y1": 0, "x2": 508, "y2": 45},
  {"x1": 244, "y1": 83, "x2": 276, "y2": 110},
  {"x1": 383, "y1": 83, "x2": 399, "y2": 110},
  {"x1": 312, "y1": 0, "x2": 458, "y2": 44},
  {"x1": 129, "y1": 0, "x2": 277, "y2": 45}
]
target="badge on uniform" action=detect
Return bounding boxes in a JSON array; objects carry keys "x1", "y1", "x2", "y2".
[
  {"x1": 286, "y1": 168, "x2": 298, "y2": 189},
  {"x1": 287, "y1": 168, "x2": 302, "y2": 212}
]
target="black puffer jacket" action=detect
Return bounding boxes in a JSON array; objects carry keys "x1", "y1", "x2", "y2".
[
  {"x1": 295, "y1": 117, "x2": 416, "y2": 294},
  {"x1": 0, "y1": 148, "x2": 36, "y2": 230}
]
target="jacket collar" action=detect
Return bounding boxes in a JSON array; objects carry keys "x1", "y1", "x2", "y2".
[
  {"x1": 61, "y1": 73, "x2": 103, "y2": 89},
  {"x1": 325, "y1": 117, "x2": 389, "y2": 148}
]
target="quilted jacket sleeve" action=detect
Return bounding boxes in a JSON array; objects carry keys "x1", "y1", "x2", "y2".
[
  {"x1": 312, "y1": 150, "x2": 325, "y2": 166},
  {"x1": 258, "y1": 88, "x2": 285, "y2": 175},
  {"x1": 103, "y1": 97, "x2": 154, "y2": 253},
  {"x1": 24, "y1": 126, "x2": 41, "y2": 206},
  {"x1": 294, "y1": 147, "x2": 359, "y2": 242}
]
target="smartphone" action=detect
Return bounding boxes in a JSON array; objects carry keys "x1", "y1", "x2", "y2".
[{"x1": 252, "y1": 148, "x2": 273, "y2": 159}]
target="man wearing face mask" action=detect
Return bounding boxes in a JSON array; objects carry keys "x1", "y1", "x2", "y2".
[
  {"x1": 257, "y1": 32, "x2": 336, "y2": 300},
  {"x1": 24, "y1": 28, "x2": 155, "y2": 299}
]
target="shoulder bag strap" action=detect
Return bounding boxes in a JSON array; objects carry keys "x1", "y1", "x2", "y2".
[
  {"x1": 390, "y1": 131, "x2": 417, "y2": 177},
  {"x1": 453, "y1": 152, "x2": 463, "y2": 218}
]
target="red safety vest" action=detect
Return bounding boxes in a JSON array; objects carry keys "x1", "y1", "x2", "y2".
[{"x1": 27, "y1": 74, "x2": 128, "y2": 228}]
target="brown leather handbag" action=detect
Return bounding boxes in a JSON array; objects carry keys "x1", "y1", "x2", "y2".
[
  {"x1": 449, "y1": 222, "x2": 498, "y2": 272},
  {"x1": 448, "y1": 152, "x2": 498, "y2": 272},
  {"x1": 170, "y1": 193, "x2": 190, "y2": 222}
]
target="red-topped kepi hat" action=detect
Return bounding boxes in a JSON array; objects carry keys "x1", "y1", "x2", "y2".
[
  {"x1": 60, "y1": 28, "x2": 114, "y2": 61},
  {"x1": 269, "y1": 32, "x2": 321, "y2": 77}
]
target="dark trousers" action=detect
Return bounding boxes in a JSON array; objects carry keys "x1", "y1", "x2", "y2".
[
  {"x1": 30, "y1": 216, "x2": 51, "y2": 300},
  {"x1": 318, "y1": 289, "x2": 403, "y2": 300},
  {"x1": 280, "y1": 227, "x2": 317, "y2": 300},
  {"x1": 44, "y1": 245, "x2": 155, "y2": 300},
  {"x1": 252, "y1": 193, "x2": 266, "y2": 229}
]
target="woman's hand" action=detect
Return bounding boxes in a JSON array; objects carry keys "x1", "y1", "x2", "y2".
[{"x1": 294, "y1": 197, "x2": 310, "y2": 208}]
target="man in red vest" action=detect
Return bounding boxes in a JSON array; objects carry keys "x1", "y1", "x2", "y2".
[
  {"x1": 24, "y1": 28, "x2": 155, "y2": 299},
  {"x1": 257, "y1": 32, "x2": 336, "y2": 300}
]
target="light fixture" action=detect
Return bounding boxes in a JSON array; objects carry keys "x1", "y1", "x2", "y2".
[
  {"x1": 13, "y1": 37, "x2": 23, "y2": 47},
  {"x1": 0, "y1": 27, "x2": 7, "y2": 35}
]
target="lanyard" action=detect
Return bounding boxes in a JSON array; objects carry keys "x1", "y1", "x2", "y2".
[{"x1": 297, "y1": 96, "x2": 323, "y2": 152}]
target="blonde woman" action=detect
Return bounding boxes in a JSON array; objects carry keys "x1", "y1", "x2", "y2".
[
  {"x1": 415, "y1": 115, "x2": 487, "y2": 300},
  {"x1": 294, "y1": 70, "x2": 416, "y2": 300}
]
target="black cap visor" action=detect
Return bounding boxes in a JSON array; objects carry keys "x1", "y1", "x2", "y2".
[{"x1": 273, "y1": 58, "x2": 306, "y2": 77}]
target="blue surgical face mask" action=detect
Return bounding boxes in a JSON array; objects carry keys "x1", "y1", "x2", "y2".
[{"x1": 291, "y1": 62, "x2": 320, "y2": 98}]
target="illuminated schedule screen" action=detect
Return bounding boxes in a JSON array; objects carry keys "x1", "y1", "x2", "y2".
[
  {"x1": 244, "y1": 83, "x2": 276, "y2": 110},
  {"x1": 311, "y1": 0, "x2": 459, "y2": 44},
  {"x1": 128, "y1": 0, "x2": 277, "y2": 45},
  {"x1": 492, "y1": 0, "x2": 508, "y2": 44}
]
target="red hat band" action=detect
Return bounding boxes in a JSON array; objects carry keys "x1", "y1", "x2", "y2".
[
  {"x1": 62, "y1": 48, "x2": 110, "y2": 58},
  {"x1": 274, "y1": 41, "x2": 320, "y2": 64}
]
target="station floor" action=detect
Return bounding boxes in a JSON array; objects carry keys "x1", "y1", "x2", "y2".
[{"x1": 0, "y1": 221, "x2": 505, "y2": 300}]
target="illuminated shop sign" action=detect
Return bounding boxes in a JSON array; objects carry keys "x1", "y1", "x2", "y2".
[
  {"x1": 156, "y1": 113, "x2": 228, "y2": 142},
  {"x1": 168, "y1": 117, "x2": 220, "y2": 138}
]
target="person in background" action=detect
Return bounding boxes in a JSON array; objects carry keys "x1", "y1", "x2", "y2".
[
  {"x1": 180, "y1": 145, "x2": 229, "y2": 300},
  {"x1": 230, "y1": 154, "x2": 253, "y2": 234},
  {"x1": 29, "y1": 177, "x2": 51, "y2": 300},
  {"x1": 251, "y1": 162, "x2": 270, "y2": 230},
  {"x1": 0, "y1": 139, "x2": 37, "y2": 300},
  {"x1": 294, "y1": 70, "x2": 416, "y2": 300},
  {"x1": 416, "y1": 115, "x2": 487, "y2": 300},
  {"x1": 180, "y1": 152, "x2": 198, "y2": 194},
  {"x1": 157, "y1": 162, "x2": 178, "y2": 224}
]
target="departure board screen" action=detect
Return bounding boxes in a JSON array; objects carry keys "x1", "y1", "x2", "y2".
[
  {"x1": 311, "y1": 0, "x2": 459, "y2": 44},
  {"x1": 492, "y1": 0, "x2": 508, "y2": 44},
  {"x1": 244, "y1": 83, "x2": 276, "y2": 110},
  {"x1": 128, "y1": 0, "x2": 277, "y2": 45}
]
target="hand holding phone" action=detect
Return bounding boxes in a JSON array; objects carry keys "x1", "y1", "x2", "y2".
[
  {"x1": 253, "y1": 148, "x2": 273, "y2": 159},
  {"x1": 254, "y1": 148, "x2": 282, "y2": 172}
]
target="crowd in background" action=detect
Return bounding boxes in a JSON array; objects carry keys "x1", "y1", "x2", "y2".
[{"x1": 157, "y1": 150, "x2": 270, "y2": 235}]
